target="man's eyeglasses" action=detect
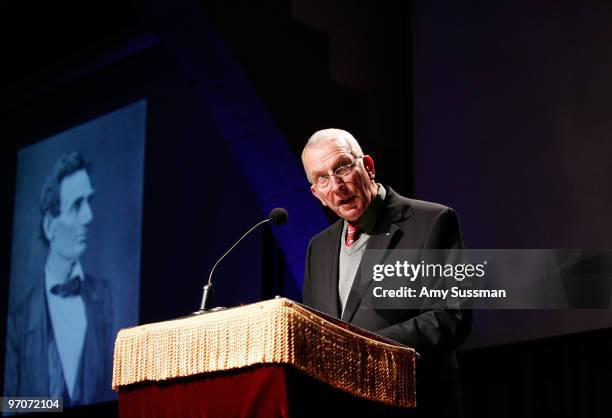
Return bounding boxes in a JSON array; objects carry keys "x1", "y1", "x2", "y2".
[{"x1": 313, "y1": 158, "x2": 362, "y2": 189}]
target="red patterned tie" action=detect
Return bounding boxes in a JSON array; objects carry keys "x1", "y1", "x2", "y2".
[{"x1": 346, "y1": 224, "x2": 362, "y2": 247}]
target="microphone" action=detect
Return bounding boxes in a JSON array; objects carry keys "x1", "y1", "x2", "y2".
[
  {"x1": 269, "y1": 207, "x2": 288, "y2": 225},
  {"x1": 192, "y1": 208, "x2": 289, "y2": 315}
]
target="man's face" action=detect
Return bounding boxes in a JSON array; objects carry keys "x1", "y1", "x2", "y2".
[
  {"x1": 46, "y1": 170, "x2": 94, "y2": 261},
  {"x1": 303, "y1": 140, "x2": 377, "y2": 222}
]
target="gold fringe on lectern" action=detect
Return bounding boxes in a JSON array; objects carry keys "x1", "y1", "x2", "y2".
[{"x1": 112, "y1": 298, "x2": 416, "y2": 408}]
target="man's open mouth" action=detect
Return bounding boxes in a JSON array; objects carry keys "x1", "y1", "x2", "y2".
[{"x1": 339, "y1": 196, "x2": 356, "y2": 206}]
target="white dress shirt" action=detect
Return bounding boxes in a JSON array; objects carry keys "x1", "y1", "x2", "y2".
[{"x1": 45, "y1": 262, "x2": 87, "y2": 399}]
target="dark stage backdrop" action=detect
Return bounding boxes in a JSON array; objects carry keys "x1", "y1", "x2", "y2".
[
  {"x1": 411, "y1": 0, "x2": 612, "y2": 349},
  {"x1": 2, "y1": 1, "x2": 611, "y2": 416}
]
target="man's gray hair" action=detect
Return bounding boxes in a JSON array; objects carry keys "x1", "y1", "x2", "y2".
[{"x1": 301, "y1": 128, "x2": 364, "y2": 183}]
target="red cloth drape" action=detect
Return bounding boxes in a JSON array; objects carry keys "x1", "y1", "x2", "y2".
[{"x1": 118, "y1": 365, "x2": 412, "y2": 418}]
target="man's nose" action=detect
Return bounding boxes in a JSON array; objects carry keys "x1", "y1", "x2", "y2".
[
  {"x1": 329, "y1": 174, "x2": 346, "y2": 192},
  {"x1": 80, "y1": 201, "x2": 94, "y2": 225}
]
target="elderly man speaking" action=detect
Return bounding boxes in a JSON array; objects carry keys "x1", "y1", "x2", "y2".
[{"x1": 301, "y1": 129, "x2": 472, "y2": 418}]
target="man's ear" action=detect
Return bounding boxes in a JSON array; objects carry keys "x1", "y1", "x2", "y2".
[
  {"x1": 310, "y1": 184, "x2": 327, "y2": 207},
  {"x1": 363, "y1": 155, "x2": 376, "y2": 179},
  {"x1": 43, "y1": 213, "x2": 56, "y2": 243}
]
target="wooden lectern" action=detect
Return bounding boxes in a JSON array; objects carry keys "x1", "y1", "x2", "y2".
[{"x1": 112, "y1": 298, "x2": 416, "y2": 417}]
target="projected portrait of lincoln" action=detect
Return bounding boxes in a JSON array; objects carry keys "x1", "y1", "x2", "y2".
[{"x1": 4, "y1": 152, "x2": 114, "y2": 406}]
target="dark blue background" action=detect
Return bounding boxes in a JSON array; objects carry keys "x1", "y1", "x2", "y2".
[{"x1": 1, "y1": 1, "x2": 611, "y2": 417}]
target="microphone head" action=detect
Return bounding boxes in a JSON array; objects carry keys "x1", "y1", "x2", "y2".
[{"x1": 269, "y1": 208, "x2": 288, "y2": 225}]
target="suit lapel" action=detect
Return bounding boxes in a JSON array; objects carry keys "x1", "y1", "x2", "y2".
[
  {"x1": 26, "y1": 278, "x2": 51, "y2": 395},
  {"x1": 340, "y1": 188, "x2": 414, "y2": 323},
  {"x1": 322, "y1": 222, "x2": 343, "y2": 318},
  {"x1": 341, "y1": 223, "x2": 401, "y2": 322}
]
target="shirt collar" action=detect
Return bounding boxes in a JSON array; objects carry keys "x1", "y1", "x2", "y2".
[{"x1": 45, "y1": 261, "x2": 85, "y2": 294}]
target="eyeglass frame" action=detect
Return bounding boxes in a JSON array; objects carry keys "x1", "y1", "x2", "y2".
[{"x1": 312, "y1": 157, "x2": 363, "y2": 189}]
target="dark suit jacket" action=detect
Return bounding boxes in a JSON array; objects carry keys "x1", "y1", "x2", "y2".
[
  {"x1": 303, "y1": 187, "x2": 472, "y2": 418},
  {"x1": 4, "y1": 273, "x2": 115, "y2": 406}
]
